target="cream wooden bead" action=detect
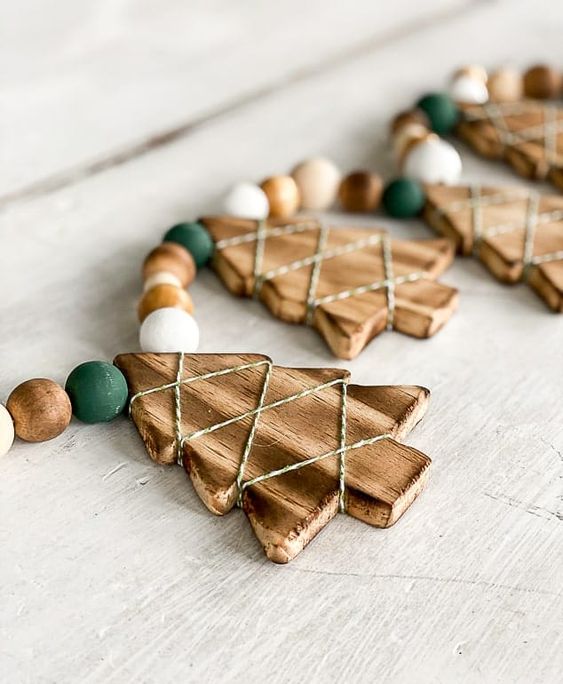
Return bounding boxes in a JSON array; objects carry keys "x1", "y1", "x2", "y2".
[
  {"x1": 449, "y1": 75, "x2": 489, "y2": 104},
  {"x1": 139, "y1": 307, "x2": 200, "y2": 353},
  {"x1": 0, "y1": 404, "x2": 15, "y2": 456},
  {"x1": 143, "y1": 271, "x2": 183, "y2": 292},
  {"x1": 223, "y1": 182, "x2": 269, "y2": 219},
  {"x1": 291, "y1": 157, "x2": 341, "y2": 210},
  {"x1": 487, "y1": 68, "x2": 523, "y2": 103},
  {"x1": 404, "y1": 136, "x2": 462, "y2": 185},
  {"x1": 453, "y1": 65, "x2": 488, "y2": 84}
]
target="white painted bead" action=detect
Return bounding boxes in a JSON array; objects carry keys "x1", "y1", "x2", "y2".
[
  {"x1": 139, "y1": 307, "x2": 200, "y2": 353},
  {"x1": 449, "y1": 74, "x2": 489, "y2": 104},
  {"x1": 223, "y1": 182, "x2": 269, "y2": 219},
  {"x1": 404, "y1": 137, "x2": 462, "y2": 185},
  {"x1": 0, "y1": 404, "x2": 15, "y2": 457},
  {"x1": 291, "y1": 157, "x2": 341, "y2": 210},
  {"x1": 143, "y1": 271, "x2": 183, "y2": 292}
]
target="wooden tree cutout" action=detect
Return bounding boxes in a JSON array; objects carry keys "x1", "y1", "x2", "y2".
[
  {"x1": 423, "y1": 183, "x2": 563, "y2": 311},
  {"x1": 200, "y1": 216, "x2": 458, "y2": 359},
  {"x1": 456, "y1": 100, "x2": 563, "y2": 190},
  {"x1": 114, "y1": 352, "x2": 432, "y2": 564}
]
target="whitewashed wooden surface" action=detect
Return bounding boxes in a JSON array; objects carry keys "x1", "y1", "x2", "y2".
[{"x1": 1, "y1": 1, "x2": 562, "y2": 682}]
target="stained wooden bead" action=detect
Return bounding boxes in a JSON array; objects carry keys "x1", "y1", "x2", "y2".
[
  {"x1": 163, "y1": 222, "x2": 214, "y2": 268},
  {"x1": 338, "y1": 171, "x2": 383, "y2": 212},
  {"x1": 143, "y1": 271, "x2": 183, "y2": 292},
  {"x1": 138, "y1": 284, "x2": 194, "y2": 322},
  {"x1": 390, "y1": 109, "x2": 430, "y2": 135},
  {"x1": 65, "y1": 361, "x2": 128, "y2": 424},
  {"x1": 416, "y1": 93, "x2": 459, "y2": 134},
  {"x1": 449, "y1": 75, "x2": 488, "y2": 104},
  {"x1": 523, "y1": 65, "x2": 562, "y2": 99},
  {"x1": 223, "y1": 182, "x2": 269, "y2": 219},
  {"x1": 143, "y1": 243, "x2": 196, "y2": 288},
  {"x1": 6, "y1": 379, "x2": 72, "y2": 442},
  {"x1": 0, "y1": 404, "x2": 15, "y2": 456},
  {"x1": 403, "y1": 136, "x2": 462, "y2": 184},
  {"x1": 291, "y1": 157, "x2": 341, "y2": 210},
  {"x1": 139, "y1": 307, "x2": 200, "y2": 353},
  {"x1": 260, "y1": 176, "x2": 300, "y2": 218},
  {"x1": 393, "y1": 124, "x2": 430, "y2": 164},
  {"x1": 487, "y1": 68, "x2": 523, "y2": 102}
]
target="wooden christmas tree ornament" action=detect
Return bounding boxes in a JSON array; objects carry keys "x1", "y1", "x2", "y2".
[
  {"x1": 455, "y1": 101, "x2": 563, "y2": 190},
  {"x1": 200, "y1": 216, "x2": 458, "y2": 359},
  {"x1": 423, "y1": 183, "x2": 563, "y2": 311},
  {"x1": 114, "y1": 352, "x2": 432, "y2": 564}
]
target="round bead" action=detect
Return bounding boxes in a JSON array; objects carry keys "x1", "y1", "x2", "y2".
[
  {"x1": 139, "y1": 308, "x2": 200, "y2": 353},
  {"x1": 0, "y1": 404, "x2": 15, "y2": 456},
  {"x1": 382, "y1": 178, "x2": 426, "y2": 218},
  {"x1": 143, "y1": 271, "x2": 183, "y2": 292},
  {"x1": 523, "y1": 64, "x2": 562, "y2": 99},
  {"x1": 291, "y1": 157, "x2": 341, "y2": 210},
  {"x1": 453, "y1": 65, "x2": 488, "y2": 84},
  {"x1": 338, "y1": 171, "x2": 383, "y2": 212},
  {"x1": 390, "y1": 109, "x2": 430, "y2": 135},
  {"x1": 449, "y1": 75, "x2": 489, "y2": 104},
  {"x1": 6, "y1": 379, "x2": 72, "y2": 442},
  {"x1": 416, "y1": 93, "x2": 459, "y2": 134},
  {"x1": 143, "y1": 243, "x2": 196, "y2": 288},
  {"x1": 403, "y1": 136, "x2": 462, "y2": 185},
  {"x1": 138, "y1": 284, "x2": 194, "y2": 322},
  {"x1": 163, "y1": 222, "x2": 214, "y2": 268},
  {"x1": 260, "y1": 176, "x2": 300, "y2": 218},
  {"x1": 393, "y1": 124, "x2": 430, "y2": 164},
  {"x1": 487, "y1": 68, "x2": 523, "y2": 102},
  {"x1": 65, "y1": 362, "x2": 128, "y2": 424},
  {"x1": 223, "y1": 182, "x2": 269, "y2": 219}
]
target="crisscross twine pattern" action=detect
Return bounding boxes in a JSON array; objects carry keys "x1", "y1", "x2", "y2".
[
  {"x1": 215, "y1": 219, "x2": 427, "y2": 330},
  {"x1": 129, "y1": 354, "x2": 391, "y2": 512},
  {"x1": 462, "y1": 101, "x2": 563, "y2": 173},
  {"x1": 433, "y1": 186, "x2": 563, "y2": 276}
]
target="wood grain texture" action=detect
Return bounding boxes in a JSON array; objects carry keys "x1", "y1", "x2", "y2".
[
  {"x1": 424, "y1": 183, "x2": 563, "y2": 311},
  {"x1": 114, "y1": 352, "x2": 431, "y2": 563},
  {"x1": 202, "y1": 216, "x2": 458, "y2": 358},
  {"x1": 1, "y1": 1, "x2": 563, "y2": 682}
]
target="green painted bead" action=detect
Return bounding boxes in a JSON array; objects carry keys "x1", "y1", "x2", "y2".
[
  {"x1": 65, "y1": 361, "x2": 128, "y2": 424},
  {"x1": 416, "y1": 93, "x2": 459, "y2": 134},
  {"x1": 163, "y1": 222, "x2": 214, "y2": 268},
  {"x1": 382, "y1": 178, "x2": 426, "y2": 218}
]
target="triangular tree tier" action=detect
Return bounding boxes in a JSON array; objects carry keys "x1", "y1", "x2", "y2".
[
  {"x1": 423, "y1": 183, "x2": 563, "y2": 311},
  {"x1": 456, "y1": 100, "x2": 563, "y2": 191},
  {"x1": 114, "y1": 352, "x2": 432, "y2": 564},
  {"x1": 200, "y1": 216, "x2": 458, "y2": 359}
]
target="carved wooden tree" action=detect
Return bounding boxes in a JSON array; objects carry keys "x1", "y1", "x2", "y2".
[
  {"x1": 114, "y1": 352, "x2": 432, "y2": 564},
  {"x1": 423, "y1": 183, "x2": 563, "y2": 311},
  {"x1": 456, "y1": 100, "x2": 563, "y2": 190},
  {"x1": 200, "y1": 216, "x2": 458, "y2": 359}
]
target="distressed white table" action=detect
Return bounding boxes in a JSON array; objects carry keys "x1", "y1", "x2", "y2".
[{"x1": 1, "y1": 2, "x2": 562, "y2": 682}]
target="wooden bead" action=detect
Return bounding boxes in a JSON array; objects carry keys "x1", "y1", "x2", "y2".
[
  {"x1": 138, "y1": 284, "x2": 194, "y2": 322},
  {"x1": 393, "y1": 124, "x2": 430, "y2": 164},
  {"x1": 139, "y1": 308, "x2": 200, "y2": 353},
  {"x1": 0, "y1": 404, "x2": 15, "y2": 456},
  {"x1": 390, "y1": 109, "x2": 429, "y2": 135},
  {"x1": 143, "y1": 271, "x2": 183, "y2": 292},
  {"x1": 382, "y1": 178, "x2": 426, "y2": 218},
  {"x1": 523, "y1": 65, "x2": 562, "y2": 99},
  {"x1": 338, "y1": 171, "x2": 383, "y2": 212},
  {"x1": 449, "y1": 75, "x2": 488, "y2": 104},
  {"x1": 487, "y1": 68, "x2": 523, "y2": 102},
  {"x1": 143, "y1": 243, "x2": 196, "y2": 288},
  {"x1": 260, "y1": 176, "x2": 300, "y2": 218},
  {"x1": 65, "y1": 361, "x2": 128, "y2": 424},
  {"x1": 417, "y1": 93, "x2": 459, "y2": 134},
  {"x1": 6, "y1": 379, "x2": 71, "y2": 442},
  {"x1": 453, "y1": 65, "x2": 488, "y2": 84},
  {"x1": 163, "y1": 222, "x2": 214, "y2": 268},
  {"x1": 291, "y1": 157, "x2": 341, "y2": 210},
  {"x1": 403, "y1": 136, "x2": 462, "y2": 184},
  {"x1": 223, "y1": 182, "x2": 269, "y2": 219}
]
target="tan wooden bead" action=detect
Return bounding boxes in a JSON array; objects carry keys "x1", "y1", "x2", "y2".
[
  {"x1": 487, "y1": 68, "x2": 523, "y2": 102},
  {"x1": 142, "y1": 243, "x2": 196, "y2": 288},
  {"x1": 290, "y1": 157, "x2": 341, "y2": 210},
  {"x1": 138, "y1": 284, "x2": 194, "y2": 322},
  {"x1": 338, "y1": 171, "x2": 383, "y2": 213},
  {"x1": 390, "y1": 109, "x2": 430, "y2": 135},
  {"x1": 453, "y1": 64, "x2": 488, "y2": 84},
  {"x1": 6, "y1": 378, "x2": 72, "y2": 442},
  {"x1": 393, "y1": 123, "x2": 430, "y2": 163},
  {"x1": 260, "y1": 175, "x2": 300, "y2": 218},
  {"x1": 143, "y1": 271, "x2": 183, "y2": 292},
  {"x1": 523, "y1": 64, "x2": 562, "y2": 99}
]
